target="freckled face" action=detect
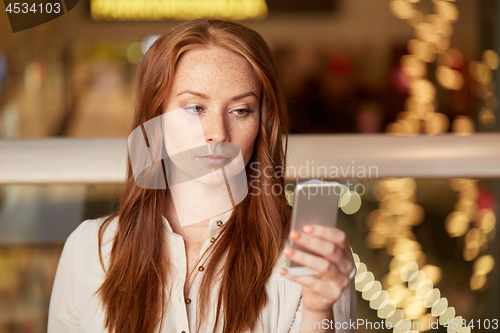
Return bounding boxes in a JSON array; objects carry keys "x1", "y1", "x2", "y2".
[{"x1": 163, "y1": 46, "x2": 260, "y2": 184}]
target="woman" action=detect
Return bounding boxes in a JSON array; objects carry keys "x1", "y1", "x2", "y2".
[{"x1": 48, "y1": 19, "x2": 356, "y2": 333}]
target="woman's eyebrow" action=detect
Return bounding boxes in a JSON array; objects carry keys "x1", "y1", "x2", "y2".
[
  {"x1": 176, "y1": 90, "x2": 209, "y2": 99},
  {"x1": 176, "y1": 90, "x2": 258, "y2": 101},
  {"x1": 230, "y1": 91, "x2": 258, "y2": 101}
]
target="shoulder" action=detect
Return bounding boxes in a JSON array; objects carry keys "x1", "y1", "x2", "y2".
[
  {"x1": 62, "y1": 215, "x2": 119, "y2": 283},
  {"x1": 66, "y1": 215, "x2": 118, "y2": 248}
]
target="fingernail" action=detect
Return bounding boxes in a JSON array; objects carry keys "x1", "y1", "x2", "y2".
[
  {"x1": 279, "y1": 268, "x2": 287, "y2": 275},
  {"x1": 284, "y1": 247, "x2": 294, "y2": 256},
  {"x1": 290, "y1": 230, "x2": 300, "y2": 240},
  {"x1": 303, "y1": 225, "x2": 313, "y2": 233}
]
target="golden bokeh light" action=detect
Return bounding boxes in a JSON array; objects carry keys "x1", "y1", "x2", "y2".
[
  {"x1": 405, "y1": 96, "x2": 435, "y2": 118},
  {"x1": 387, "y1": 285, "x2": 412, "y2": 307},
  {"x1": 470, "y1": 273, "x2": 487, "y2": 291},
  {"x1": 337, "y1": 184, "x2": 351, "y2": 207},
  {"x1": 408, "y1": 39, "x2": 436, "y2": 63},
  {"x1": 421, "y1": 265, "x2": 442, "y2": 285},
  {"x1": 473, "y1": 255, "x2": 495, "y2": 275},
  {"x1": 91, "y1": 0, "x2": 268, "y2": 20},
  {"x1": 434, "y1": 1, "x2": 459, "y2": 21},
  {"x1": 385, "y1": 309, "x2": 405, "y2": 327},
  {"x1": 369, "y1": 290, "x2": 389, "y2": 310},
  {"x1": 483, "y1": 50, "x2": 499, "y2": 70},
  {"x1": 423, "y1": 112, "x2": 449, "y2": 134},
  {"x1": 378, "y1": 299, "x2": 397, "y2": 319},
  {"x1": 439, "y1": 307, "x2": 456, "y2": 326},
  {"x1": 423, "y1": 288, "x2": 440, "y2": 308},
  {"x1": 480, "y1": 211, "x2": 496, "y2": 234},
  {"x1": 415, "y1": 22, "x2": 440, "y2": 45},
  {"x1": 341, "y1": 191, "x2": 362, "y2": 215},
  {"x1": 408, "y1": 270, "x2": 427, "y2": 291},
  {"x1": 361, "y1": 280, "x2": 380, "y2": 300},
  {"x1": 390, "y1": 0, "x2": 415, "y2": 20},
  {"x1": 403, "y1": 297, "x2": 426, "y2": 319},
  {"x1": 436, "y1": 66, "x2": 463, "y2": 90},
  {"x1": 402, "y1": 55, "x2": 427, "y2": 77},
  {"x1": 126, "y1": 42, "x2": 143, "y2": 64},
  {"x1": 478, "y1": 106, "x2": 496, "y2": 129},
  {"x1": 451, "y1": 115, "x2": 474, "y2": 135},
  {"x1": 401, "y1": 261, "x2": 419, "y2": 282},
  {"x1": 469, "y1": 61, "x2": 490, "y2": 83},
  {"x1": 463, "y1": 247, "x2": 479, "y2": 262},
  {"x1": 416, "y1": 278, "x2": 434, "y2": 300},
  {"x1": 464, "y1": 228, "x2": 483, "y2": 249},
  {"x1": 454, "y1": 198, "x2": 477, "y2": 219},
  {"x1": 445, "y1": 211, "x2": 469, "y2": 237},
  {"x1": 431, "y1": 297, "x2": 448, "y2": 317}
]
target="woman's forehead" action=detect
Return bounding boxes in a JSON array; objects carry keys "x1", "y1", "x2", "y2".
[{"x1": 171, "y1": 46, "x2": 259, "y2": 96}]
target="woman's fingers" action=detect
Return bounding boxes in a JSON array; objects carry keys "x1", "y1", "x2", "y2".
[
  {"x1": 303, "y1": 224, "x2": 350, "y2": 251},
  {"x1": 284, "y1": 247, "x2": 346, "y2": 280},
  {"x1": 289, "y1": 229, "x2": 353, "y2": 275},
  {"x1": 279, "y1": 267, "x2": 348, "y2": 303}
]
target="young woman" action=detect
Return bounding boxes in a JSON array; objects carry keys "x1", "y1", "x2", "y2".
[{"x1": 48, "y1": 20, "x2": 356, "y2": 333}]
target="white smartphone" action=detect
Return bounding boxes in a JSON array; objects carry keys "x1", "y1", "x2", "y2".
[{"x1": 285, "y1": 179, "x2": 342, "y2": 276}]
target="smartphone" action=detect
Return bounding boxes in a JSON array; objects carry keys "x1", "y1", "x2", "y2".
[{"x1": 285, "y1": 179, "x2": 342, "y2": 276}]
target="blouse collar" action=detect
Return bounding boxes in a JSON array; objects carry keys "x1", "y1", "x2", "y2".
[{"x1": 162, "y1": 208, "x2": 234, "y2": 234}]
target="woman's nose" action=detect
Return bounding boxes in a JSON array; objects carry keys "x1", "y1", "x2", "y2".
[{"x1": 203, "y1": 111, "x2": 230, "y2": 143}]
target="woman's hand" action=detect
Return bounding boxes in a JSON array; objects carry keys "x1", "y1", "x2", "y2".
[{"x1": 280, "y1": 224, "x2": 355, "y2": 315}]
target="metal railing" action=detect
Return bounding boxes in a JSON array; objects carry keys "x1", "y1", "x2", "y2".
[{"x1": 1, "y1": 133, "x2": 500, "y2": 184}]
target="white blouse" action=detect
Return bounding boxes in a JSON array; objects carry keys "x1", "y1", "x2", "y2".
[{"x1": 48, "y1": 210, "x2": 356, "y2": 333}]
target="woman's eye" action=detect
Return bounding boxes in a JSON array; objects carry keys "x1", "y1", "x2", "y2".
[
  {"x1": 184, "y1": 105, "x2": 203, "y2": 113},
  {"x1": 233, "y1": 109, "x2": 253, "y2": 116}
]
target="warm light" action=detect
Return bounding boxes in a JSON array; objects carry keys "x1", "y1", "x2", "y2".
[
  {"x1": 436, "y1": 66, "x2": 463, "y2": 90},
  {"x1": 338, "y1": 185, "x2": 351, "y2": 207},
  {"x1": 470, "y1": 274, "x2": 487, "y2": 291},
  {"x1": 454, "y1": 198, "x2": 476, "y2": 219},
  {"x1": 445, "y1": 212, "x2": 469, "y2": 237},
  {"x1": 415, "y1": 23, "x2": 440, "y2": 44},
  {"x1": 402, "y1": 55, "x2": 426, "y2": 77},
  {"x1": 410, "y1": 79, "x2": 436, "y2": 101},
  {"x1": 387, "y1": 285, "x2": 411, "y2": 307},
  {"x1": 423, "y1": 288, "x2": 440, "y2": 308},
  {"x1": 403, "y1": 297, "x2": 426, "y2": 319},
  {"x1": 127, "y1": 42, "x2": 143, "y2": 64},
  {"x1": 91, "y1": 0, "x2": 268, "y2": 20},
  {"x1": 483, "y1": 50, "x2": 499, "y2": 70},
  {"x1": 435, "y1": 1, "x2": 459, "y2": 21},
  {"x1": 401, "y1": 261, "x2": 419, "y2": 281},
  {"x1": 423, "y1": 112, "x2": 449, "y2": 135},
  {"x1": 421, "y1": 265, "x2": 442, "y2": 285},
  {"x1": 408, "y1": 39, "x2": 436, "y2": 63},
  {"x1": 390, "y1": 0, "x2": 414, "y2": 20},
  {"x1": 480, "y1": 211, "x2": 496, "y2": 234},
  {"x1": 451, "y1": 116, "x2": 474, "y2": 135},
  {"x1": 439, "y1": 307, "x2": 456, "y2": 325},
  {"x1": 341, "y1": 191, "x2": 362, "y2": 215},
  {"x1": 473, "y1": 255, "x2": 495, "y2": 275},
  {"x1": 431, "y1": 298, "x2": 448, "y2": 317},
  {"x1": 478, "y1": 107, "x2": 496, "y2": 129}
]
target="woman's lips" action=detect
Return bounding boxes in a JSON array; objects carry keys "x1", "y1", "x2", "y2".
[{"x1": 197, "y1": 155, "x2": 230, "y2": 166}]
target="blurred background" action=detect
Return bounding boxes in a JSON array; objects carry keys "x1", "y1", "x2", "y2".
[{"x1": 0, "y1": 0, "x2": 499, "y2": 332}]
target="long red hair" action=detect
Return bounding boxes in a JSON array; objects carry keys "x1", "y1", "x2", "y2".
[{"x1": 96, "y1": 19, "x2": 291, "y2": 333}]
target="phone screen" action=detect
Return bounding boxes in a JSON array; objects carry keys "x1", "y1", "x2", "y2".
[{"x1": 285, "y1": 180, "x2": 342, "y2": 276}]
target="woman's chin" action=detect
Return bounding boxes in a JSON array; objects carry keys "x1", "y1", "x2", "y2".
[{"x1": 193, "y1": 172, "x2": 227, "y2": 186}]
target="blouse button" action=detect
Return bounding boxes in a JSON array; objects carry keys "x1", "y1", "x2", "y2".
[
  {"x1": 181, "y1": 331, "x2": 186, "y2": 333},
  {"x1": 185, "y1": 298, "x2": 191, "y2": 304},
  {"x1": 198, "y1": 266, "x2": 205, "y2": 272},
  {"x1": 216, "y1": 220, "x2": 223, "y2": 227},
  {"x1": 210, "y1": 237, "x2": 216, "y2": 243}
]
